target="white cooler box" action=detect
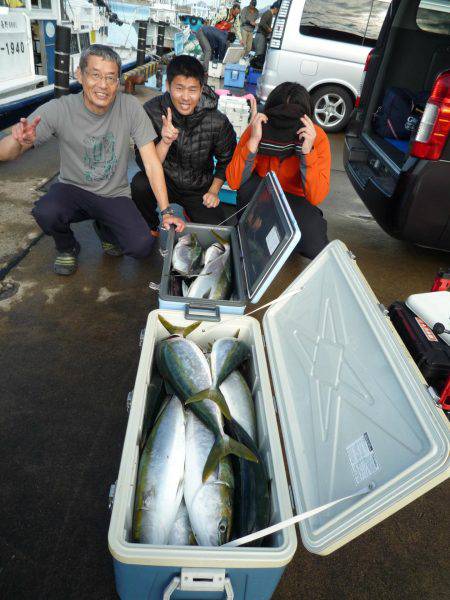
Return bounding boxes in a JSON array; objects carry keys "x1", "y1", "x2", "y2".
[
  {"x1": 208, "y1": 62, "x2": 225, "y2": 78},
  {"x1": 109, "y1": 241, "x2": 450, "y2": 600},
  {"x1": 158, "y1": 173, "x2": 301, "y2": 320}
]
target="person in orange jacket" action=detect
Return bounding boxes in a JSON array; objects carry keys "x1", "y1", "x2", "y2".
[{"x1": 226, "y1": 82, "x2": 331, "y2": 259}]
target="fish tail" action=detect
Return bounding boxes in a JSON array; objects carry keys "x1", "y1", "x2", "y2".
[
  {"x1": 211, "y1": 230, "x2": 229, "y2": 248},
  {"x1": 158, "y1": 315, "x2": 201, "y2": 338},
  {"x1": 202, "y1": 434, "x2": 258, "y2": 482},
  {"x1": 185, "y1": 387, "x2": 231, "y2": 420}
]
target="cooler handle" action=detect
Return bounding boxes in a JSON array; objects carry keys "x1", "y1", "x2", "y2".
[
  {"x1": 185, "y1": 303, "x2": 221, "y2": 322},
  {"x1": 163, "y1": 568, "x2": 234, "y2": 599}
]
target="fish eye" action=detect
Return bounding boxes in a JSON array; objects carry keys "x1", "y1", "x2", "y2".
[{"x1": 218, "y1": 518, "x2": 228, "y2": 534}]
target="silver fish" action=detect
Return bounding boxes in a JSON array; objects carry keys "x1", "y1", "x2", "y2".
[
  {"x1": 204, "y1": 241, "x2": 225, "y2": 264},
  {"x1": 186, "y1": 232, "x2": 232, "y2": 300},
  {"x1": 133, "y1": 396, "x2": 185, "y2": 544},
  {"x1": 184, "y1": 411, "x2": 234, "y2": 546},
  {"x1": 168, "y1": 500, "x2": 196, "y2": 546},
  {"x1": 210, "y1": 337, "x2": 250, "y2": 389},
  {"x1": 172, "y1": 233, "x2": 203, "y2": 277},
  {"x1": 157, "y1": 316, "x2": 257, "y2": 481},
  {"x1": 220, "y1": 370, "x2": 256, "y2": 442}
]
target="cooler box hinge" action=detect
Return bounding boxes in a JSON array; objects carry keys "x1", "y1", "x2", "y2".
[
  {"x1": 378, "y1": 303, "x2": 389, "y2": 316},
  {"x1": 126, "y1": 390, "x2": 133, "y2": 413},
  {"x1": 426, "y1": 385, "x2": 442, "y2": 407},
  {"x1": 108, "y1": 481, "x2": 117, "y2": 510},
  {"x1": 163, "y1": 568, "x2": 234, "y2": 599}
]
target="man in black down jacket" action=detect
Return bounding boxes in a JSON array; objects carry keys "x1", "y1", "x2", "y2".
[{"x1": 131, "y1": 55, "x2": 236, "y2": 229}]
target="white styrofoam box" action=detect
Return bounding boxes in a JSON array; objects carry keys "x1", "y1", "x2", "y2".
[{"x1": 208, "y1": 62, "x2": 224, "y2": 78}]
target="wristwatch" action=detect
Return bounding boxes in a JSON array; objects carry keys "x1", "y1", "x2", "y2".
[{"x1": 161, "y1": 206, "x2": 175, "y2": 217}]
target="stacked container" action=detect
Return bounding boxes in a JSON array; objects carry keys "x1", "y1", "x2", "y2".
[{"x1": 217, "y1": 94, "x2": 250, "y2": 139}]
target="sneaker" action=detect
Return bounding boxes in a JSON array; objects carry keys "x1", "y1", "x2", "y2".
[
  {"x1": 54, "y1": 243, "x2": 80, "y2": 276},
  {"x1": 93, "y1": 221, "x2": 123, "y2": 256},
  {"x1": 100, "y1": 240, "x2": 124, "y2": 257}
]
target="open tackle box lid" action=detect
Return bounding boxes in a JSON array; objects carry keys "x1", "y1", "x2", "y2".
[
  {"x1": 262, "y1": 240, "x2": 450, "y2": 555},
  {"x1": 237, "y1": 172, "x2": 301, "y2": 304}
]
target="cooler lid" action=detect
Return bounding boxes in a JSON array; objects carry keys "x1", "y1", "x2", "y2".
[
  {"x1": 263, "y1": 240, "x2": 450, "y2": 555},
  {"x1": 237, "y1": 172, "x2": 301, "y2": 304}
]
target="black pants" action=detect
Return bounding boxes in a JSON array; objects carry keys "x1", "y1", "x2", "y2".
[
  {"x1": 237, "y1": 173, "x2": 329, "y2": 260},
  {"x1": 32, "y1": 182, "x2": 154, "y2": 258},
  {"x1": 131, "y1": 171, "x2": 226, "y2": 228}
]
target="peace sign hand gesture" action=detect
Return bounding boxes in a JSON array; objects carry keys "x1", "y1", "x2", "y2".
[
  {"x1": 161, "y1": 108, "x2": 179, "y2": 147},
  {"x1": 297, "y1": 115, "x2": 317, "y2": 155},
  {"x1": 12, "y1": 117, "x2": 41, "y2": 148},
  {"x1": 247, "y1": 96, "x2": 267, "y2": 154}
]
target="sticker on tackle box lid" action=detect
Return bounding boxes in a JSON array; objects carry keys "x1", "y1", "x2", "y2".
[{"x1": 237, "y1": 172, "x2": 301, "y2": 304}]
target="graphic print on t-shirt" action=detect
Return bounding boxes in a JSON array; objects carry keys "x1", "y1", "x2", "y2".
[{"x1": 83, "y1": 133, "x2": 118, "y2": 182}]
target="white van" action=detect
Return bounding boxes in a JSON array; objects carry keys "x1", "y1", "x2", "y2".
[{"x1": 256, "y1": 0, "x2": 391, "y2": 132}]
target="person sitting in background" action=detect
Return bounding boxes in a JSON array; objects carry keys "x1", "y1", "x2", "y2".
[
  {"x1": 253, "y1": 1, "x2": 280, "y2": 61},
  {"x1": 131, "y1": 55, "x2": 236, "y2": 229},
  {"x1": 196, "y1": 3, "x2": 243, "y2": 74},
  {"x1": 0, "y1": 45, "x2": 184, "y2": 276},
  {"x1": 226, "y1": 82, "x2": 331, "y2": 259},
  {"x1": 240, "y1": 0, "x2": 259, "y2": 55}
]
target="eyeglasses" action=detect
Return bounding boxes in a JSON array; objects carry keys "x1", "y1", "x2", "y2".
[{"x1": 84, "y1": 70, "x2": 119, "y2": 85}]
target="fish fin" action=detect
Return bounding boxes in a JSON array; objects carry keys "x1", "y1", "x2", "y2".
[
  {"x1": 185, "y1": 388, "x2": 231, "y2": 421},
  {"x1": 233, "y1": 329, "x2": 240, "y2": 339},
  {"x1": 158, "y1": 314, "x2": 201, "y2": 338},
  {"x1": 202, "y1": 288, "x2": 212, "y2": 299},
  {"x1": 202, "y1": 434, "x2": 258, "y2": 482},
  {"x1": 211, "y1": 230, "x2": 229, "y2": 248},
  {"x1": 211, "y1": 229, "x2": 230, "y2": 248}
]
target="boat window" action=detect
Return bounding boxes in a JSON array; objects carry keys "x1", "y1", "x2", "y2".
[
  {"x1": 29, "y1": 0, "x2": 52, "y2": 7},
  {"x1": 417, "y1": 0, "x2": 450, "y2": 35},
  {"x1": 79, "y1": 32, "x2": 90, "y2": 51},
  {"x1": 300, "y1": 0, "x2": 390, "y2": 47},
  {"x1": 70, "y1": 33, "x2": 79, "y2": 54}
]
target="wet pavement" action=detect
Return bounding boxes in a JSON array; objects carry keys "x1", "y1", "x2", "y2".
[{"x1": 1, "y1": 93, "x2": 449, "y2": 600}]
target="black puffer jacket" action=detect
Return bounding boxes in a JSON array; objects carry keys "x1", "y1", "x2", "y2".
[{"x1": 136, "y1": 86, "x2": 237, "y2": 193}]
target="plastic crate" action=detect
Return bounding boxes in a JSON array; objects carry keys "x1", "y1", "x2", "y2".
[{"x1": 247, "y1": 67, "x2": 262, "y2": 85}]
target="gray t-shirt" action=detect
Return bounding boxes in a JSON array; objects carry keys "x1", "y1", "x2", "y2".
[{"x1": 29, "y1": 91, "x2": 156, "y2": 198}]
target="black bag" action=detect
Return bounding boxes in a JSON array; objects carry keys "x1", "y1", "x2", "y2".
[
  {"x1": 388, "y1": 301, "x2": 450, "y2": 391},
  {"x1": 373, "y1": 87, "x2": 430, "y2": 140}
]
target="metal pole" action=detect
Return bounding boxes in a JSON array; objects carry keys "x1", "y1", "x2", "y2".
[
  {"x1": 54, "y1": 25, "x2": 71, "y2": 98},
  {"x1": 137, "y1": 20, "x2": 148, "y2": 66},
  {"x1": 156, "y1": 23, "x2": 166, "y2": 57}
]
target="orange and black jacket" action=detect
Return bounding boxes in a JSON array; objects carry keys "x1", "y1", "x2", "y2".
[{"x1": 226, "y1": 123, "x2": 331, "y2": 205}]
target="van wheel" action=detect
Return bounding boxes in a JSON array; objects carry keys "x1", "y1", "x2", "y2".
[{"x1": 311, "y1": 86, "x2": 353, "y2": 133}]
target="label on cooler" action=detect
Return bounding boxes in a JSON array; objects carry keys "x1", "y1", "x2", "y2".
[
  {"x1": 415, "y1": 316, "x2": 438, "y2": 342},
  {"x1": 346, "y1": 432, "x2": 380, "y2": 485}
]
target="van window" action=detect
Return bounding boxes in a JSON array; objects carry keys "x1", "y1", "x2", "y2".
[
  {"x1": 300, "y1": 0, "x2": 390, "y2": 47},
  {"x1": 417, "y1": 0, "x2": 450, "y2": 36}
]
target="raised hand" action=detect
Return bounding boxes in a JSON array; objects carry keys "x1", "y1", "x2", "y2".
[
  {"x1": 247, "y1": 96, "x2": 268, "y2": 153},
  {"x1": 12, "y1": 116, "x2": 41, "y2": 147},
  {"x1": 297, "y1": 115, "x2": 317, "y2": 154},
  {"x1": 161, "y1": 108, "x2": 179, "y2": 146}
]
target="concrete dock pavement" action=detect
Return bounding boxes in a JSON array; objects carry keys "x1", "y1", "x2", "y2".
[{"x1": 0, "y1": 86, "x2": 449, "y2": 600}]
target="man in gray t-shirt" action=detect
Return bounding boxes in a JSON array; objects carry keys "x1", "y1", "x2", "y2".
[{"x1": 0, "y1": 45, "x2": 184, "y2": 275}]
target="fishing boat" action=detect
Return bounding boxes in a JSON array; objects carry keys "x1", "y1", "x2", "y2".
[{"x1": 0, "y1": 0, "x2": 143, "y2": 128}]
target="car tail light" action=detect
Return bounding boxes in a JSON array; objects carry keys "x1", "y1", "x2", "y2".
[
  {"x1": 355, "y1": 50, "x2": 374, "y2": 108},
  {"x1": 411, "y1": 71, "x2": 450, "y2": 160}
]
